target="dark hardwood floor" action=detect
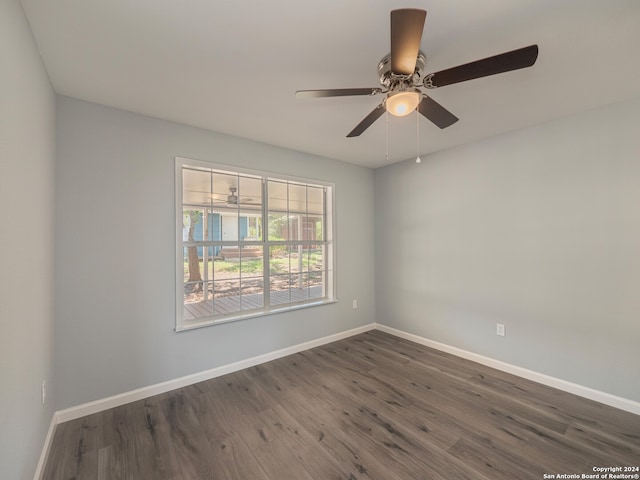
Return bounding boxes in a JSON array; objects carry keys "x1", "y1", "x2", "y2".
[{"x1": 43, "y1": 330, "x2": 640, "y2": 479}]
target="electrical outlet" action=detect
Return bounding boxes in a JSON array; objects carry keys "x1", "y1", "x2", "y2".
[
  {"x1": 41, "y1": 380, "x2": 46, "y2": 405},
  {"x1": 352, "y1": 299, "x2": 358, "y2": 309},
  {"x1": 496, "y1": 323, "x2": 505, "y2": 337}
]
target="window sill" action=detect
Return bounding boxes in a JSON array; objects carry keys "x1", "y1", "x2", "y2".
[{"x1": 176, "y1": 298, "x2": 339, "y2": 332}]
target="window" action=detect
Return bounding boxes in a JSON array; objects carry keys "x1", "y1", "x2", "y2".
[{"x1": 176, "y1": 158, "x2": 335, "y2": 331}]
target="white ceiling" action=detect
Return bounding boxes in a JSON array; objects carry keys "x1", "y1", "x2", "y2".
[{"x1": 21, "y1": 0, "x2": 640, "y2": 168}]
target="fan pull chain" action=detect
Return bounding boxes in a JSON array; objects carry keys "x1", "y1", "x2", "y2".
[
  {"x1": 385, "y1": 110, "x2": 389, "y2": 163},
  {"x1": 416, "y1": 109, "x2": 422, "y2": 164}
]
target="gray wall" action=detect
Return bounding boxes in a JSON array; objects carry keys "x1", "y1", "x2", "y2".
[
  {"x1": 0, "y1": 1, "x2": 56, "y2": 478},
  {"x1": 54, "y1": 96, "x2": 375, "y2": 409},
  {"x1": 375, "y1": 97, "x2": 640, "y2": 402}
]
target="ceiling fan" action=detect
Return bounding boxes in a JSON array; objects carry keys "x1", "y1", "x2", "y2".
[
  {"x1": 211, "y1": 187, "x2": 256, "y2": 207},
  {"x1": 296, "y1": 9, "x2": 538, "y2": 137}
]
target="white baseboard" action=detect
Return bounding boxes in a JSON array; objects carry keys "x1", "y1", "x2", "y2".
[
  {"x1": 33, "y1": 412, "x2": 58, "y2": 480},
  {"x1": 51, "y1": 321, "x2": 640, "y2": 424},
  {"x1": 37, "y1": 320, "x2": 639, "y2": 478},
  {"x1": 55, "y1": 323, "x2": 376, "y2": 424},
  {"x1": 375, "y1": 323, "x2": 640, "y2": 416}
]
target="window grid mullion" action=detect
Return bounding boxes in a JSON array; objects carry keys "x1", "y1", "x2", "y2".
[
  {"x1": 322, "y1": 187, "x2": 328, "y2": 297},
  {"x1": 289, "y1": 182, "x2": 293, "y2": 304},
  {"x1": 262, "y1": 178, "x2": 271, "y2": 310}
]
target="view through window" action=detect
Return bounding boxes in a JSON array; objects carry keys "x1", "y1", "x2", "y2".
[{"x1": 176, "y1": 158, "x2": 335, "y2": 330}]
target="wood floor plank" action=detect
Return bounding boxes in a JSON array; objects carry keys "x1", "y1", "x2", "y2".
[
  {"x1": 447, "y1": 434, "x2": 542, "y2": 480},
  {"x1": 127, "y1": 398, "x2": 183, "y2": 479},
  {"x1": 259, "y1": 405, "x2": 364, "y2": 480},
  {"x1": 311, "y1": 363, "x2": 490, "y2": 479},
  {"x1": 370, "y1": 365, "x2": 609, "y2": 474},
  {"x1": 96, "y1": 445, "x2": 113, "y2": 480},
  {"x1": 376, "y1": 355, "x2": 573, "y2": 436},
  {"x1": 44, "y1": 331, "x2": 640, "y2": 479},
  {"x1": 159, "y1": 391, "x2": 220, "y2": 479},
  {"x1": 96, "y1": 405, "x2": 143, "y2": 479},
  {"x1": 206, "y1": 432, "x2": 271, "y2": 480},
  {"x1": 252, "y1": 437, "x2": 315, "y2": 480},
  {"x1": 305, "y1": 369, "x2": 489, "y2": 480},
  {"x1": 272, "y1": 392, "x2": 408, "y2": 480},
  {"x1": 278, "y1": 368, "x2": 451, "y2": 480},
  {"x1": 564, "y1": 421, "x2": 640, "y2": 465},
  {"x1": 204, "y1": 376, "x2": 282, "y2": 451},
  {"x1": 44, "y1": 416, "x2": 99, "y2": 479}
]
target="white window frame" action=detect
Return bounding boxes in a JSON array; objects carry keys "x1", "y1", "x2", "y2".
[{"x1": 175, "y1": 157, "x2": 336, "y2": 331}]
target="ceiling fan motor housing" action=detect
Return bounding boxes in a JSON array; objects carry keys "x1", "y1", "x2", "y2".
[
  {"x1": 227, "y1": 187, "x2": 238, "y2": 204},
  {"x1": 378, "y1": 51, "x2": 426, "y2": 90}
]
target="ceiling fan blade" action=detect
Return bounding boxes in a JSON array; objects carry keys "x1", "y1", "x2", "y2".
[
  {"x1": 418, "y1": 96, "x2": 459, "y2": 129},
  {"x1": 426, "y1": 45, "x2": 538, "y2": 88},
  {"x1": 390, "y1": 9, "x2": 427, "y2": 76},
  {"x1": 347, "y1": 103, "x2": 386, "y2": 137},
  {"x1": 296, "y1": 88, "x2": 381, "y2": 98}
]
